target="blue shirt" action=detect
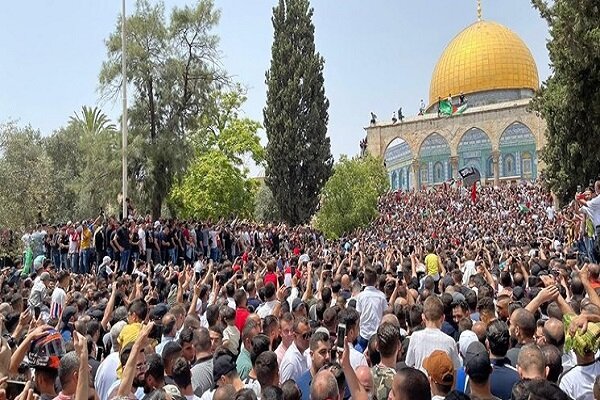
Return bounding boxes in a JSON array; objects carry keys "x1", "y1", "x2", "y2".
[
  {"x1": 296, "y1": 370, "x2": 312, "y2": 400},
  {"x1": 490, "y1": 358, "x2": 520, "y2": 400}
]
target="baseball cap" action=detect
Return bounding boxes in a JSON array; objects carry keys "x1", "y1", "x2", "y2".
[
  {"x1": 150, "y1": 303, "x2": 169, "y2": 321},
  {"x1": 423, "y1": 350, "x2": 455, "y2": 386},
  {"x1": 451, "y1": 292, "x2": 466, "y2": 306},
  {"x1": 292, "y1": 298, "x2": 306, "y2": 311},
  {"x1": 213, "y1": 352, "x2": 237, "y2": 386},
  {"x1": 458, "y1": 330, "x2": 478, "y2": 358},
  {"x1": 464, "y1": 341, "x2": 492, "y2": 380},
  {"x1": 33, "y1": 255, "x2": 46, "y2": 271},
  {"x1": 25, "y1": 328, "x2": 65, "y2": 369}
]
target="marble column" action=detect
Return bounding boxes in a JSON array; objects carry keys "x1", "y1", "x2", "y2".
[
  {"x1": 411, "y1": 159, "x2": 420, "y2": 190},
  {"x1": 492, "y1": 150, "x2": 500, "y2": 187},
  {"x1": 449, "y1": 156, "x2": 459, "y2": 180}
]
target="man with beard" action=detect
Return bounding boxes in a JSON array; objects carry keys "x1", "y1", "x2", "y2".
[
  {"x1": 296, "y1": 331, "x2": 331, "y2": 400},
  {"x1": 506, "y1": 308, "x2": 536, "y2": 366},
  {"x1": 106, "y1": 341, "x2": 148, "y2": 399}
]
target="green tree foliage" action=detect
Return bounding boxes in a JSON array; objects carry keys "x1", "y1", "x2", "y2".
[
  {"x1": 0, "y1": 123, "x2": 53, "y2": 228},
  {"x1": 68, "y1": 107, "x2": 122, "y2": 217},
  {"x1": 314, "y1": 155, "x2": 389, "y2": 240},
  {"x1": 170, "y1": 90, "x2": 263, "y2": 219},
  {"x1": 44, "y1": 107, "x2": 121, "y2": 222},
  {"x1": 100, "y1": 0, "x2": 226, "y2": 218},
  {"x1": 254, "y1": 183, "x2": 280, "y2": 222},
  {"x1": 264, "y1": 0, "x2": 333, "y2": 225},
  {"x1": 530, "y1": 0, "x2": 600, "y2": 201}
]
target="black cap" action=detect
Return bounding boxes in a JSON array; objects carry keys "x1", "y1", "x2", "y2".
[
  {"x1": 62, "y1": 306, "x2": 77, "y2": 324},
  {"x1": 464, "y1": 341, "x2": 492, "y2": 380},
  {"x1": 213, "y1": 352, "x2": 237, "y2": 386},
  {"x1": 150, "y1": 303, "x2": 169, "y2": 321}
]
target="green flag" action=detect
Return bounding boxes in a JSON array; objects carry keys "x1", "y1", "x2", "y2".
[{"x1": 439, "y1": 99, "x2": 468, "y2": 116}]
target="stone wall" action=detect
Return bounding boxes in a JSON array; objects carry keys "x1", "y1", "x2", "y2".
[{"x1": 366, "y1": 99, "x2": 545, "y2": 160}]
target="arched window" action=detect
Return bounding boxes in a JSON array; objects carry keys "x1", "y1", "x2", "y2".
[
  {"x1": 420, "y1": 165, "x2": 428, "y2": 184},
  {"x1": 486, "y1": 156, "x2": 494, "y2": 178},
  {"x1": 433, "y1": 162, "x2": 444, "y2": 183},
  {"x1": 504, "y1": 154, "x2": 515, "y2": 176},
  {"x1": 522, "y1": 152, "x2": 532, "y2": 176}
]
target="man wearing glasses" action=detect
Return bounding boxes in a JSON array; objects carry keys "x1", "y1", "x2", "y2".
[{"x1": 279, "y1": 317, "x2": 311, "y2": 383}]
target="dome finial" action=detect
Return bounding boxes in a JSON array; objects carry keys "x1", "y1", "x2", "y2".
[{"x1": 477, "y1": 0, "x2": 482, "y2": 21}]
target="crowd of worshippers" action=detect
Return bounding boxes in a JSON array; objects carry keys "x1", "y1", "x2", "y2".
[{"x1": 2, "y1": 181, "x2": 600, "y2": 400}]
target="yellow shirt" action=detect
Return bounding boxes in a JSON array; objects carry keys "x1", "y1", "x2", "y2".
[
  {"x1": 425, "y1": 253, "x2": 440, "y2": 276},
  {"x1": 80, "y1": 226, "x2": 92, "y2": 250}
]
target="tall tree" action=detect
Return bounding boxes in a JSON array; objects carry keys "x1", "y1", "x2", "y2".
[
  {"x1": 170, "y1": 89, "x2": 263, "y2": 219},
  {"x1": 531, "y1": 0, "x2": 600, "y2": 201},
  {"x1": 263, "y1": 0, "x2": 333, "y2": 225},
  {"x1": 68, "y1": 107, "x2": 122, "y2": 217},
  {"x1": 0, "y1": 123, "x2": 53, "y2": 228},
  {"x1": 100, "y1": 0, "x2": 226, "y2": 217}
]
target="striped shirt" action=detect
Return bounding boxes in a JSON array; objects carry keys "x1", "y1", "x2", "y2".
[{"x1": 50, "y1": 286, "x2": 66, "y2": 319}]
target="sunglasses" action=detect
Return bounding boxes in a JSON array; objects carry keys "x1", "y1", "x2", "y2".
[{"x1": 296, "y1": 332, "x2": 311, "y2": 340}]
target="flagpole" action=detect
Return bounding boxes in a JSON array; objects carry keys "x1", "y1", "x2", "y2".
[{"x1": 121, "y1": 0, "x2": 128, "y2": 221}]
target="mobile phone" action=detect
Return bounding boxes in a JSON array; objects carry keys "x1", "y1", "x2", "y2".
[
  {"x1": 577, "y1": 185, "x2": 582, "y2": 193},
  {"x1": 6, "y1": 380, "x2": 26, "y2": 400},
  {"x1": 33, "y1": 306, "x2": 41, "y2": 320},
  {"x1": 336, "y1": 323, "x2": 346, "y2": 352}
]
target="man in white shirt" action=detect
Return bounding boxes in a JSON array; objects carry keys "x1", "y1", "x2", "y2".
[
  {"x1": 279, "y1": 317, "x2": 311, "y2": 383},
  {"x1": 355, "y1": 267, "x2": 388, "y2": 352},
  {"x1": 95, "y1": 320, "x2": 127, "y2": 400},
  {"x1": 138, "y1": 223, "x2": 147, "y2": 260},
  {"x1": 256, "y1": 284, "x2": 279, "y2": 319},
  {"x1": 559, "y1": 346, "x2": 600, "y2": 400},
  {"x1": 405, "y1": 296, "x2": 461, "y2": 370},
  {"x1": 338, "y1": 308, "x2": 368, "y2": 369},
  {"x1": 28, "y1": 271, "x2": 51, "y2": 309},
  {"x1": 578, "y1": 181, "x2": 600, "y2": 255},
  {"x1": 50, "y1": 270, "x2": 70, "y2": 319}
]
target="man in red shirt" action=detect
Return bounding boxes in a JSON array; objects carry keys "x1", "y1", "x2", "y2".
[{"x1": 234, "y1": 289, "x2": 250, "y2": 331}]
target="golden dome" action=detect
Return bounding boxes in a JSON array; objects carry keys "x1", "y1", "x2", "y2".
[{"x1": 429, "y1": 20, "x2": 539, "y2": 106}]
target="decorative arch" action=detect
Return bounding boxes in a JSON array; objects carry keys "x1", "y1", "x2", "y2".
[
  {"x1": 384, "y1": 138, "x2": 413, "y2": 190},
  {"x1": 458, "y1": 127, "x2": 492, "y2": 152},
  {"x1": 499, "y1": 122, "x2": 536, "y2": 147},
  {"x1": 384, "y1": 138, "x2": 413, "y2": 168},
  {"x1": 419, "y1": 132, "x2": 451, "y2": 158},
  {"x1": 418, "y1": 133, "x2": 451, "y2": 186},
  {"x1": 457, "y1": 127, "x2": 492, "y2": 175},
  {"x1": 499, "y1": 122, "x2": 537, "y2": 179}
]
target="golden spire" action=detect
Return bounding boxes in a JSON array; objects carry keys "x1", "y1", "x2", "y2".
[{"x1": 477, "y1": 0, "x2": 482, "y2": 21}]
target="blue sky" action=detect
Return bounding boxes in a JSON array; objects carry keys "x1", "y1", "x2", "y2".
[{"x1": 0, "y1": 1, "x2": 550, "y2": 176}]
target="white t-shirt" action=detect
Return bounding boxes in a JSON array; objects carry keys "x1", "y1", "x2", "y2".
[
  {"x1": 349, "y1": 347, "x2": 368, "y2": 369},
  {"x1": 559, "y1": 359, "x2": 600, "y2": 400},
  {"x1": 50, "y1": 287, "x2": 66, "y2": 320},
  {"x1": 95, "y1": 352, "x2": 120, "y2": 400},
  {"x1": 279, "y1": 342, "x2": 308, "y2": 383},
  {"x1": 138, "y1": 228, "x2": 146, "y2": 253},
  {"x1": 461, "y1": 260, "x2": 477, "y2": 285},
  {"x1": 200, "y1": 389, "x2": 215, "y2": 400},
  {"x1": 356, "y1": 286, "x2": 388, "y2": 340}
]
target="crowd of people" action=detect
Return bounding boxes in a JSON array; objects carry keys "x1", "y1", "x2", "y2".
[{"x1": 1, "y1": 180, "x2": 600, "y2": 400}]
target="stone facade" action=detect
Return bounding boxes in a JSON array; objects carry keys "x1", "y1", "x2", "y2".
[{"x1": 366, "y1": 99, "x2": 546, "y2": 189}]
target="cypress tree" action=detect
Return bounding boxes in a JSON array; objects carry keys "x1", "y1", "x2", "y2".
[
  {"x1": 263, "y1": 0, "x2": 333, "y2": 225},
  {"x1": 531, "y1": 0, "x2": 600, "y2": 201}
]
